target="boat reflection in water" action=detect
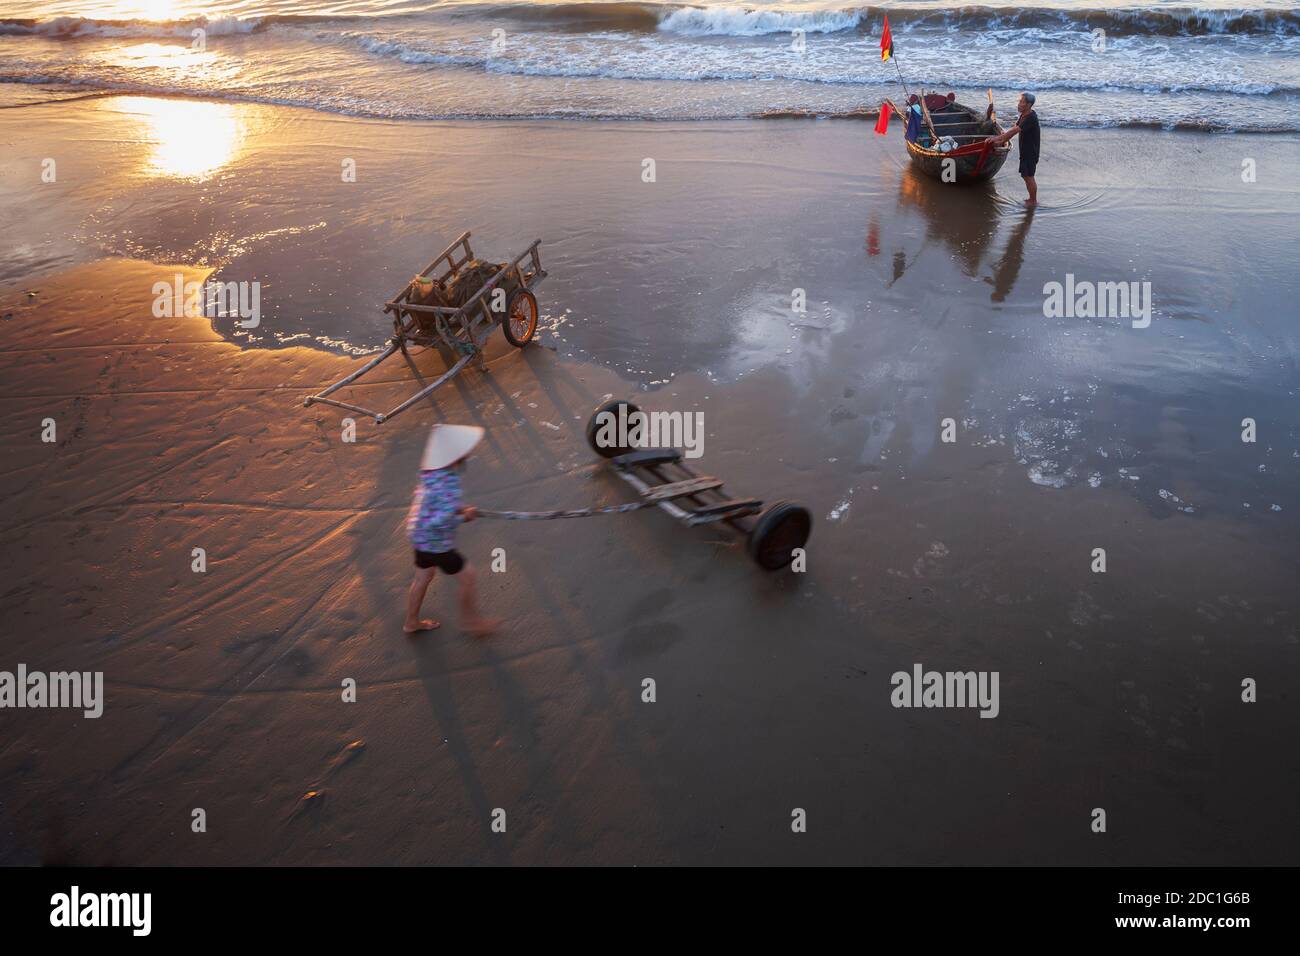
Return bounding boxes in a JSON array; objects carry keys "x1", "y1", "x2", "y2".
[{"x1": 877, "y1": 166, "x2": 1035, "y2": 302}]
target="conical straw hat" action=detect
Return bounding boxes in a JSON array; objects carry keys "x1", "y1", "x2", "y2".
[{"x1": 420, "y1": 424, "x2": 485, "y2": 471}]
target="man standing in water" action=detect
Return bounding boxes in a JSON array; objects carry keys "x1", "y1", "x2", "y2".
[{"x1": 986, "y1": 92, "x2": 1041, "y2": 206}]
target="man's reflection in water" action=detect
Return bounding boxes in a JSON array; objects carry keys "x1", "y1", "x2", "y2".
[{"x1": 987, "y1": 207, "x2": 1035, "y2": 303}]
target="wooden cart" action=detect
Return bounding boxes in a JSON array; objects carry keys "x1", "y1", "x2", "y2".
[
  {"x1": 585, "y1": 399, "x2": 813, "y2": 571},
  {"x1": 304, "y1": 231, "x2": 546, "y2": 423}
]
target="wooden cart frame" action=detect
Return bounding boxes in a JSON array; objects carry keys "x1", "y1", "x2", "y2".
[
  {"x1": 304, "y1": 231, "x2": 546, "y2": 423},
  {"x1": 585, "y1": 400, "x2": 813, "y2": 571}
]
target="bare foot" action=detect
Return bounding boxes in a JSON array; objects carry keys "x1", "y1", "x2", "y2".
[
  {"x1": 404, "y1": 619, "x2": 441, "y2": 634},
  {"x1": 462, "y1": 617, "x2": 502, "y2": 637},
  {"x1": 1025, "y1": 199, "x2": 1038, "y2": 207}
]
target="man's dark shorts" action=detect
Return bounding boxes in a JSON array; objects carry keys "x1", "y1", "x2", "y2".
[
  {"x1": 413, "y1": 549, "x2": 465, "y2": 574},
  {"x1": 1019, "y1": 156, "x2": 1038, "y2": 177}
]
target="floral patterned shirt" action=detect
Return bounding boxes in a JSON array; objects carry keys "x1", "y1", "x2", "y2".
[{"x1": 407, "y1": 467, "x2": 464, "y2": 553}]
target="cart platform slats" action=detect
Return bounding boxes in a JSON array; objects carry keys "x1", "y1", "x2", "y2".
[
  {"x1": 641, "y1": 477, "x2": 725, "y2": 501},
  {"x1": 684, "y1": 499, "x2": 764, "y2": 525}
]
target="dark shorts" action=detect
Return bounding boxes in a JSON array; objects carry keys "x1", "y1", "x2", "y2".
[
  {"x1": 413, "y1": 549, "x2": 465, "y2": 575},
  {"x1": 1019, "y1": 155, "x2": 1039, "y2": 177}
]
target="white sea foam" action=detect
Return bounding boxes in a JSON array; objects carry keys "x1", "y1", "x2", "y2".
[
  {"x1": 9, "y1": 15, "x2": 262, "y2": 39},
  {"x1": 657, "y1": 7, "x2": 862, "y2": 38}
]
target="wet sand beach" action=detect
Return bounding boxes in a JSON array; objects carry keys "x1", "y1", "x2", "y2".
[{"x1": 1, "y1": 96, "x2": 1298, "y2": 864}]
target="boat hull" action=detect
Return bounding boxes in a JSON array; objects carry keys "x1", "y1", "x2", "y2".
[{"x1": 905, "y1": 138, "x2": 1010, "y2": 183}]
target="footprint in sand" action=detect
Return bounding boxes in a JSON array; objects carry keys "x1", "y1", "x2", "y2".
[{"x1": 618, "y1": 588, "x2": 683, "y2": 661}]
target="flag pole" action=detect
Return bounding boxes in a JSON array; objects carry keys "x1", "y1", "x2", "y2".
[
  {"x1": 894, "y1": 57, "x2": 938, "y2": 141},
  {"x1": 891, "y1": 57, "x2": 913, "y2": 112},
  {"x1": 883, "y1": 18, "x2": 937, "y2": 140}
]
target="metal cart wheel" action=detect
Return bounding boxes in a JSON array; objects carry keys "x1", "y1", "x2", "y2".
[
  {"x1": 586, "y1": 399, "x2": 641, "y2": 458},
  {"x1": 502, "y1": 289, "x2": 538, "y2": 347},
  {"x1": 747, "y1": 500, "x2": 812, "y2": 571}
]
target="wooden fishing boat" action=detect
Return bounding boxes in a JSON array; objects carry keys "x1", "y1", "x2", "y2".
[{"x1": 887, "y1": 93, "x2": 1011, "y2": 184}]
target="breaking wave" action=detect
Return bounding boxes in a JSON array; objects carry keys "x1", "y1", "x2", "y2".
[
  {"x1": 656, "y1": 7, "x2": 862, "y2": 36},
  {"x1": 0, "y1": 15, "x2": 267, "y2": 38},
  {"x1": 3, "y1": 5, "x2": 1300, "y2": 40},
  {"x1": 463, "y1": 2, "x2": 1300, "y2": 38}
]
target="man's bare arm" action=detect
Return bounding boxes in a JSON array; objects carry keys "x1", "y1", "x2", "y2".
[{"x1": 987, "y1": 124, "x2": 1021, "y2": 146}]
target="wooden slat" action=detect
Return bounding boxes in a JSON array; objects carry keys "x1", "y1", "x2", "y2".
[
  {"x1": 684, "y1": 499, "x2": 763, "y2": 525},
  {"x1": 641, "y1": 476, "x2": 724, "y2": 501}
]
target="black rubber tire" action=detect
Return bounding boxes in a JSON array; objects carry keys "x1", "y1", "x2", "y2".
[
  {"x1": 586, "y1": 399, "x2": 641, "y2": 458},
  {"x1": 747, "y1": 500, "x2": 812, "y2": 571},
  {"x1": 502, "y1": 288, "x2": 538, "y2": 348}
]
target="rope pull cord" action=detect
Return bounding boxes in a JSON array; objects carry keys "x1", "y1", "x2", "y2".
[{"x1": 477, "y1": 502, "x2": 658, "y2": 521}]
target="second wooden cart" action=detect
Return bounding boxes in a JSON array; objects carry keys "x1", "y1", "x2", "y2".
[{"x1": 304, "y1": 230, "x2": 546, "y2": 423}]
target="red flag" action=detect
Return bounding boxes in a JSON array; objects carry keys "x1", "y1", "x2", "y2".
[
  {"x1": 881, "y1": 15, "x2": 893, "y2": 62},
  {"x1": 874, "y1": 102, "x2": 890, "y2": 135}
]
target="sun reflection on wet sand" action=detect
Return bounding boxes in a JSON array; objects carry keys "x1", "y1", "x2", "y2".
[
  {"x1": 94, "y1": 41, "x2": 220, "y2": 71},
  {"x1": 110, "y1": 95, "x2": 245, "y2": 179}
]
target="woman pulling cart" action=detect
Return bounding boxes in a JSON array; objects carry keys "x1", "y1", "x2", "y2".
[
  {"x1": 404, "y1": 424, "x2": 501, "y2": 637},
  {"x1": 400, "y1": 402, "x2": 813, "y2": 636}
]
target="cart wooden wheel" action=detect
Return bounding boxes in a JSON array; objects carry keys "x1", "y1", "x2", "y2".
[
  {"x1": 503, "y1": 289, "x2": 538, "y2": 347},
  {"x1": 747, "y1": 501, "x2": 812, "y2": 571},
  {"x1": 586, "y1": 399, "x2": 641, "y2": 458}
]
